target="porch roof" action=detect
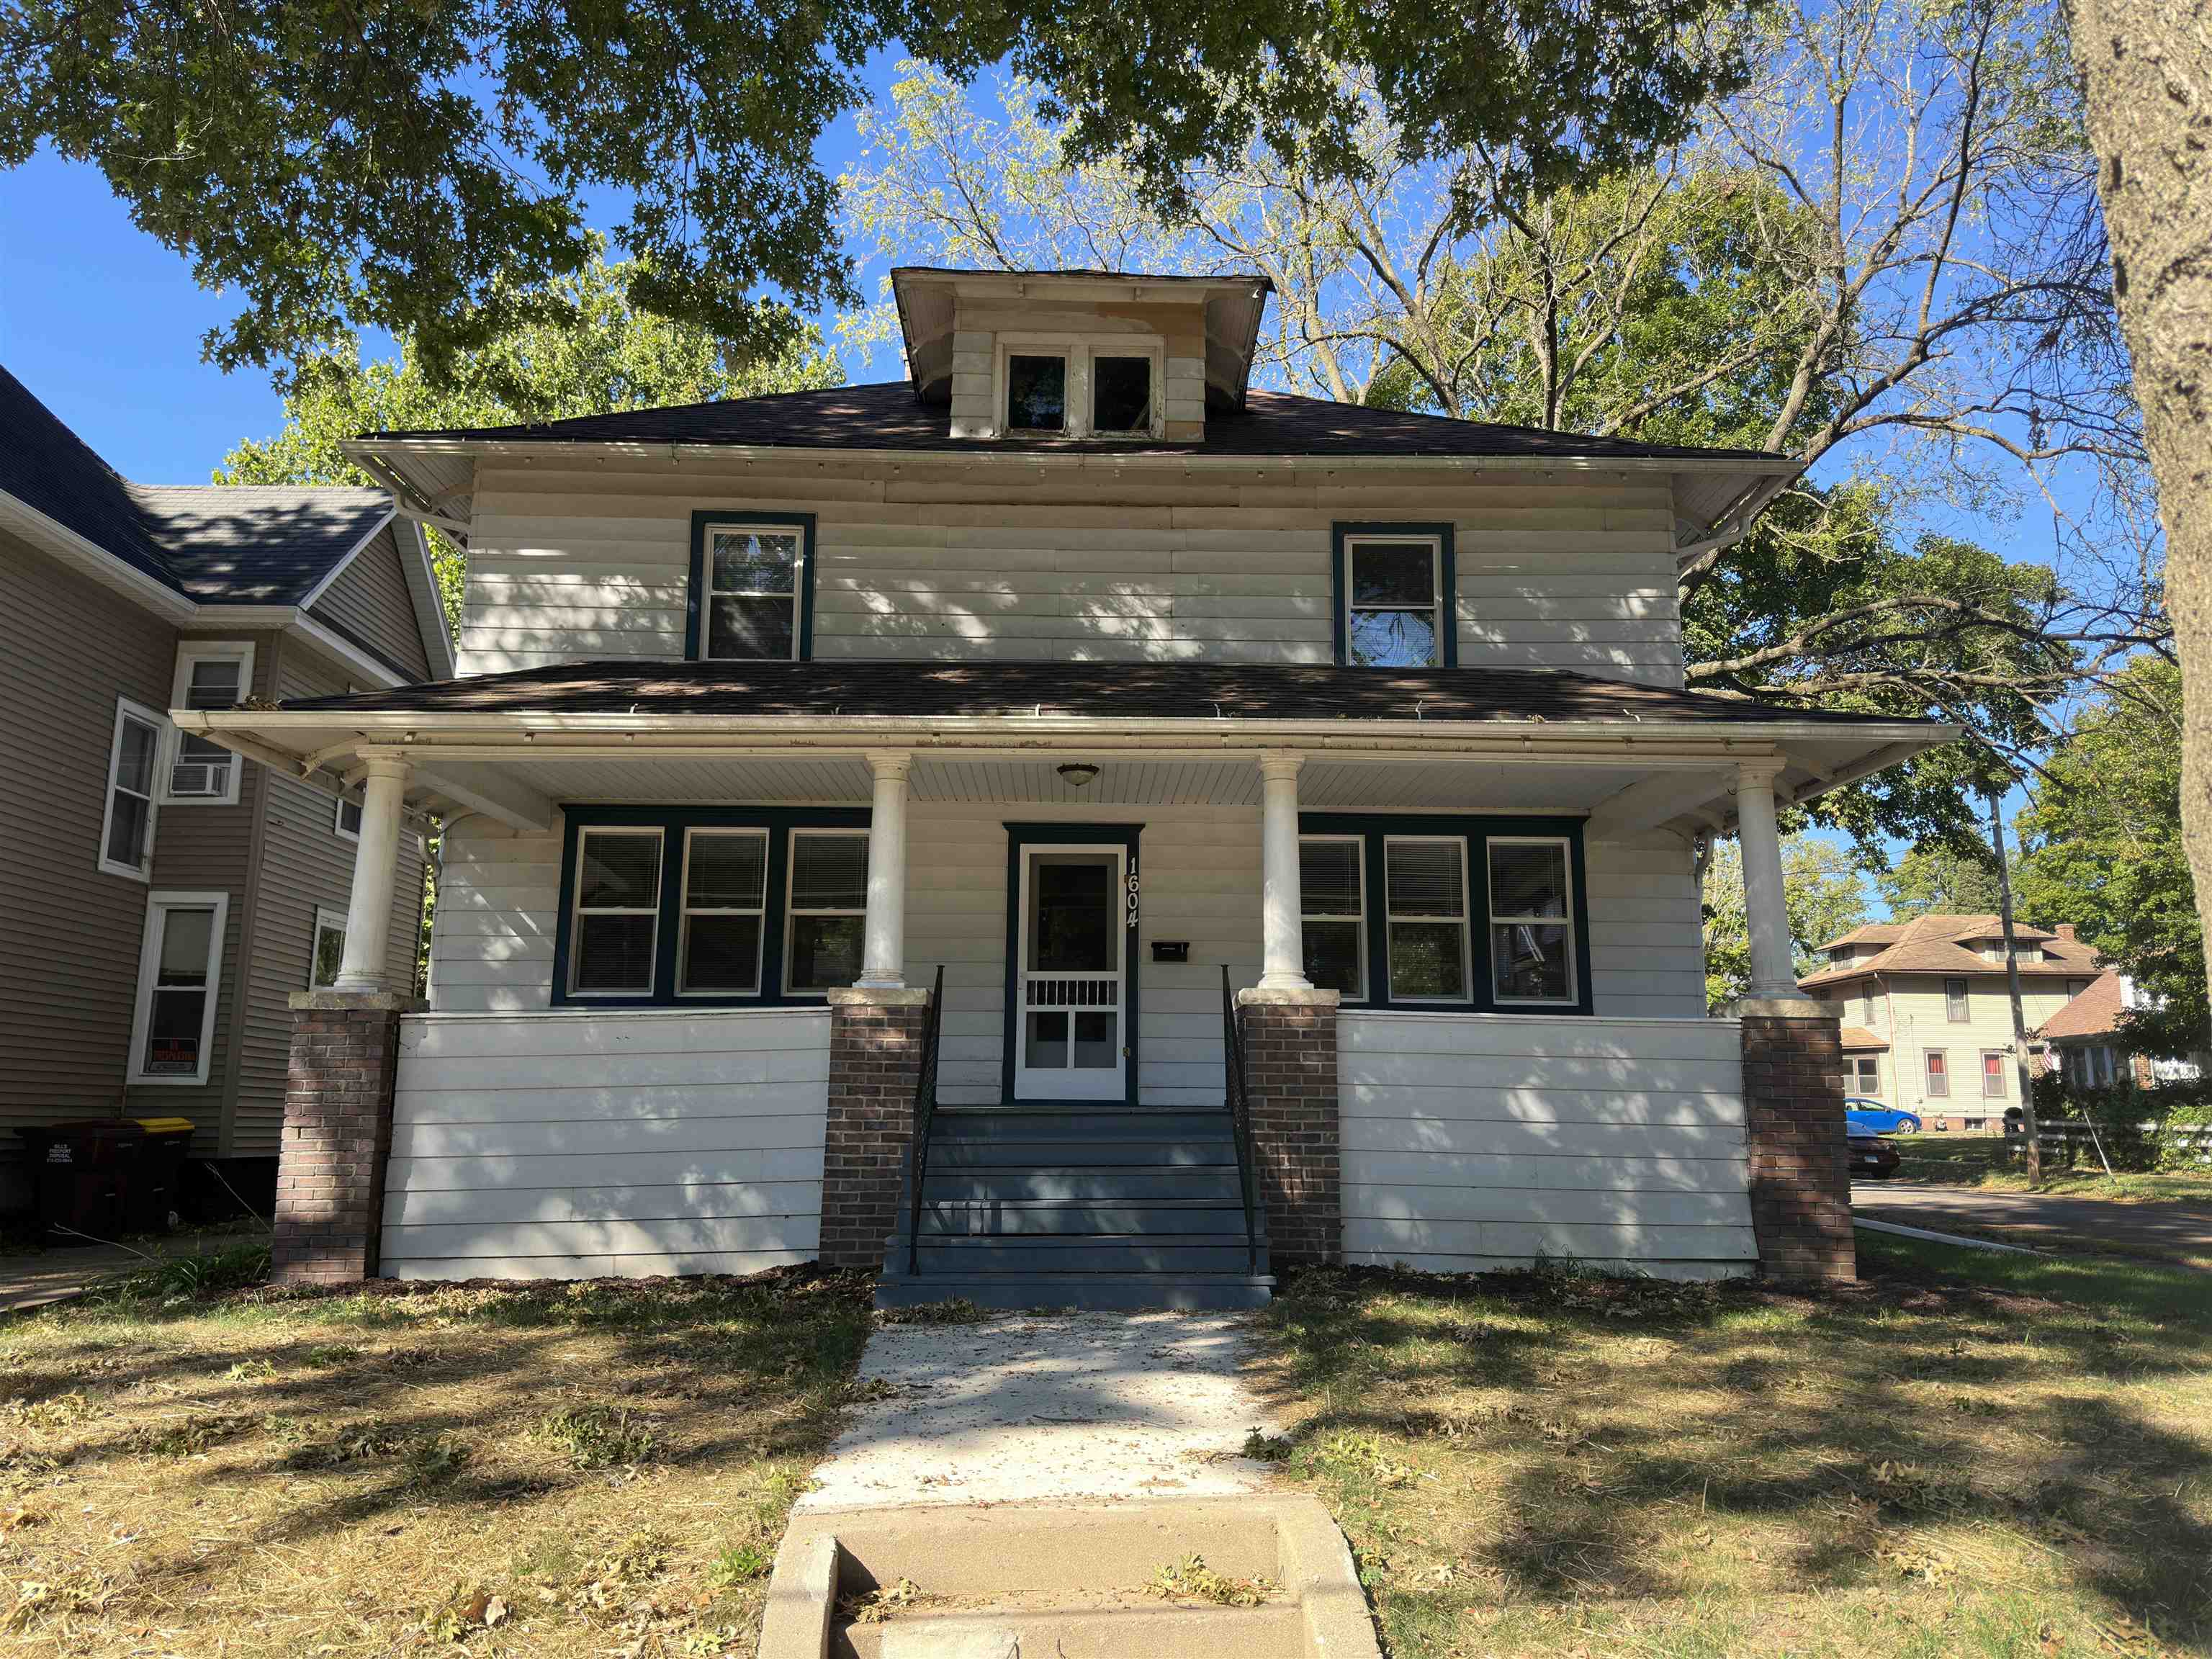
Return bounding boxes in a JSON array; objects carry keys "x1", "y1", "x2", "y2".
[{"x1": 176, "y1": 660, "x2": 1955, "y2": 843}]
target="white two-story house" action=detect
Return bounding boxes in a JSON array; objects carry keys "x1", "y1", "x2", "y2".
[{"x1": 181, "y1": 267, "x2": 1953, "y2": 1304}]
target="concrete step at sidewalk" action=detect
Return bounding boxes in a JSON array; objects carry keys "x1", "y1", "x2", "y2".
[
  {"x1": 873, "y1": 1269, "x2": 1274, "y2": 1310},
  {"x1": 917, "y1": 1198, "x2": 1251, "y2": 1236},
  {"x1": 921, "y1": 1166, "x2": 1244, "y2": 1202},
  {"x1": 840, "y1": 1598, "x2": 1306, "y2": 1658}
]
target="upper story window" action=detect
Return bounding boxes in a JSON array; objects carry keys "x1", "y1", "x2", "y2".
[
  {"x1": 687, "y1": 513, "x2": 816, "y2": 662},
  {"x1": 166, "y1": 642, "x2": 253, "y2": 805},
  {"x1": 1944, "y1": 976, "x2": 1970, "y2": 1022},
  {"x1": 101, "y1": 698, "x2": 163, "y2": 881},
  {"x1": 1332, "y1": 524, "x2": 1457, "y2": 668},
  {"x1": 997, "y1": 338, "x2": 1164, "y2": 439}
]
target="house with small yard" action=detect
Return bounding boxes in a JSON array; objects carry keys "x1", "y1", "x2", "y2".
[
  {"x1": 177, "y1": 266, "x2": 1955, "y2": 1305},
  {"x1": 0, "y1": 367, "x2": 451, "y2": 1209},
  {"x1": 2038, "y1": 970, "x2": 2206, "y2": 1091},
  {"x1": 1799, "y1": 915, "x2": 2106, "y2": 1126}
]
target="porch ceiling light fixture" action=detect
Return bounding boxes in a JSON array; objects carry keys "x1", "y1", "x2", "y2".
[{"x1": 1056, "y1": 761, "x2": 1101, "y2": 788}]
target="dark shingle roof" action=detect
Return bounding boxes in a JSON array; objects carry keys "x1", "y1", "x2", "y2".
[
  {"x1": 127, "y1": 485, "x2": 395, "y2": 605},
  {"x1": 361, "y1": 382, "x2": 1784, "y2": 465},
  {"x1": 0, "y1": 365, "x2": 393, "y2": 604},
  {"x1": 276, "y1": 658, "x2": 1912, "y2": 726}
]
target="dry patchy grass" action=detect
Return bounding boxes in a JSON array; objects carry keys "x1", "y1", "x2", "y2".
[
  {"x1": 0, "y1": 1264, "x2": 876, "y2": 1657},
  {"x1": 1254, "y1": 1243, "x2": 2212, "y2": 1658}
]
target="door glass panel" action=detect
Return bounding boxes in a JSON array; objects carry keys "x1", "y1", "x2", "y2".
[
  {"x1": 1072, "y1": 1011, "x2": 1116, "y2": 1069},
  {"x1": 1028, "y1": 855, "x2": 1118, "y2": 972},
  {"x1": 1026, "y1": 1010, "x2": 1069, "y2": 1069}
]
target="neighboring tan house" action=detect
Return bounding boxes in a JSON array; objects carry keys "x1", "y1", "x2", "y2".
[
  {"x1": 181, "y1": 266, "x2": 1954, "y2": 1303},
  {"x1": 1799, "y1": 915, "x2": 2106, "y2": 1125},
  {"x1": 2039, "y1": 972, "x2": 2206, "y2": 1091},
  {"x1": 0, "y1": 366, "x2": 453, "y2": 1208}
]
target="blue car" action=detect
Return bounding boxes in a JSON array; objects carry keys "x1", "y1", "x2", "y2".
[{"x1": 1845, "y1": 1097, "x2": 1922, "y2": 1134}]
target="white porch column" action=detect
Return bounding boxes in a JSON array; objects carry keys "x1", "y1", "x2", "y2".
[
  {"x1": 1258, "y1": 752, "x2": 1313, "y2": 992},
  {"x1": 1735, "y1": 758, "x2": 1809, "y2": 1004},
  {"x1": 856, "y1": 751, "x2": 911, "y2": 989},
  {"x1": 331, "y1": 751, "x2": 411, "y2": 993}
]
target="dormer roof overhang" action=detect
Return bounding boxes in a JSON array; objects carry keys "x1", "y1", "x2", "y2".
[{"x1": 889, "y1": 266, "x2": 1272, "y2": 410}]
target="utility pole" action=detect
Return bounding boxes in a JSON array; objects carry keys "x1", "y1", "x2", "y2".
[{"x1": 1987, "y1": 790, "x2": 2041, "y2": 1187}]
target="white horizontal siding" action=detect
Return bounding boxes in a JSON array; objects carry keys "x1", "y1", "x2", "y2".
[
  {"x1": 459, "y1": 460, "x2": 1686, "y2": 685},
  {"x1": 382, "y1": 1007, "x2": 829, "y2": 1280},
  {"x1": 426, "y1": 819, "x2": 562, "y2": 1012},
  {"x1": 1338, "y1": 1011, "x2": 1755, "y2": 1278},
  {"x1": 1584, "y1": 834, "x2": 1708, "y2": 1018}
]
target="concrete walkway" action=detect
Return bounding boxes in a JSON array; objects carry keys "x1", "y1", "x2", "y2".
[
  {"x1": 801, "y1": 1310, "x2": 1282, "y2": 1511},
  {"x1": 1853, "y1": 1182, "x2": 2212, "y2": 1266},
  {"x1": 0, "y1": 1231, "x2": 271, "y2": 1314}
]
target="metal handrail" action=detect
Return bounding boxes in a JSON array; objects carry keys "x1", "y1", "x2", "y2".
[
  {"x1": 904, "y1": 965, "x2": 946, "y2": 1276},
  {"x1": 1220, "y1": 966, "x2": 1262, "y2": 1274}
]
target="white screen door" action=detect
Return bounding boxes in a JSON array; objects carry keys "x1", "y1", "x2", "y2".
[{"x1": 1014, "y1": 845, "x2": 1128, "y2": 1101}]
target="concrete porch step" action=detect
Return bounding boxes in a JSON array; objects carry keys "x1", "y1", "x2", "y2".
[
  {"x1": 874, "y1": 1269, "x2": 1274, "y2": 1311},
  {"x1": 916, "y1": 1199, "x2": 1251, "y2": 1236},
  {"x1": 904, "y1": 1233, "x2": 1260, "y2": 1276},
  {"x1": 929, "y1": 1108, "x2": 1235, "y2": 1141},
  {"x1": 927, "y1": 1138, "x2": 1236, "y2": 1168},
  {"x1": 921, "y1": 1166, "x2": 1244, "y2": 1202},
  {"x1": 837, "y1": 1596, "x2": 1306, "y2": 1658}
]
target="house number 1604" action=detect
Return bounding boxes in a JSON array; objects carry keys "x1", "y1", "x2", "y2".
[{"x1": 1125, "y1": 863, "x2": 1141, "y2": 927}]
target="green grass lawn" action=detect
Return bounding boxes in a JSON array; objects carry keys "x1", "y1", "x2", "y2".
[
  {"x1": 0, "y1": 1254, "x2": 876, "y2": 1657},
  {"x1": 1892, "y1": 1134, "x2": 2212, "y2": 1203},
  {"x1": 1253, "y1": 1241, "x2": 2212, "y2": 1658}
]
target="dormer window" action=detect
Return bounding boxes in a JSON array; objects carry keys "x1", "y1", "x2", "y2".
[{"x1": 996, "y1": 338, "x2": 1164, "y2": 439}]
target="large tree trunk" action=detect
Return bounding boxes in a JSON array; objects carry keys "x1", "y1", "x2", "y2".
[{"x1": 2068, "y1": 0, "x2": 2212, "y2": 1038}]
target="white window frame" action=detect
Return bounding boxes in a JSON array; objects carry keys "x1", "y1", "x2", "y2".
[
  {"x1": 1943, "y1": 976, "x2": 1970, "y2": 1022},
  {"x1": 1485, "y1": 835, "x2": 1578, "y2": 1007},
  {"x1": 1382, "y1": 835, "x2": 1473, "y2": 1004},
  {"x1": 676, "y1": 827, "x2": 769, "y2": 999},
  {"x1": 163, "y1": 641, "x2": 256, "y2": 806},
  {"x1": 126, "y1": 890, "x2": 229, "y2": 1086},
  {"x1": 783, "y1": 827, "x2": 871, "y2": 995},
  {"x1": 1848, "y1": 1054, "x2": 1881, "y2": 1096},
  {"x1": 334, "y1": 793, "x2": 362, "y2": 841},
  {"x1": 1341, "y1": 533, "x2": 1447, "y2": 670},
  {"x1": 698, "y1": 522, "x2": 806, "y2": 663},
  {"x1": 994, "y1": 335, "x2": 1166, "y2": 440},
  {"x1": 1979, "y1": 1048, "x2": 2009, "y2": 1099},
  {"x1": 308, "y1": 905, "x2": 348, "y2": 991},
  {"x1": 566, "y1": 827, "x2": 665, "y2": 999},
  {"x1": 1924, "y1": 1048, "x2": 1950, "y2": 1098},
  {"x1": 99, "y1": 696, "x2": 166, "y2": 881},
  {"x1": 1298, "y1": 835, "x2": 1367, "y2": 1002}
]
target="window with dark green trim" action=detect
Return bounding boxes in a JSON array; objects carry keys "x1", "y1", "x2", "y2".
[
  {"x1": 553, "y1": 806, "x2": 868, "y2": 1006},
  {"x1": 1297, "y1": 814, "x2": 1592, "y2": 1013},
  {"x1": 686, "y1": 511, "x2": 817, "y2": 661},
  {"x1": 1330, "y1": 523, "x2": 1457, "y2": 667}
]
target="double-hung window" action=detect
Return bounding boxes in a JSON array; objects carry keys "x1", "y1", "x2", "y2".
[
  {"x1": 558, "y1": 811, "x2": 870, "y2": 1004},
  {"x1": 1849, "y1": 1054, "x2": 1881, "y2": 1095},
  {"x1": 1924, "y1": 1049, "x2": 1950, "y2": 1097},
  {"x1": 1383, "y1": 837, "x2": 1470, "y2": 1002},
  {"x1": 1298, "y1": 837, "x2": 1367, "y2": 999},
  {"x1": 1860, "y1": 982, "x2": 1877, "y2": 1024},
  {"x1": 129, "y1": 891, "x2": 228, "y2": 1084},
  {"x1": 1334, "y1": 525, "x2": 1455, "y2": 667},
  {"x1": 335, "y1": 795, "x2": 362, "y2": 840},
  {"x1": 786, "y1": 830, "x2": 869, "y2": 992},
  {"x1": 1981, "y1": 1050, "x2": 2008, "y2": 1098},
  {"x1": 1487, "y1": 838, "x2": 1575, "y2": 1004},
  {"x1": 568, "y1": 828, "x2": 665, "y2": 997},
  {"x1": 309, "y1": 907, "x2": 348, "y2": 990},
  {"x1": 696, "y1": 521, "x2": 807, "y2": 660},
  {"x1": 101, "y1": 698, "x2": 164, "y2": 880},
  {"x1": 166, "y1": 642, "x2": 253, "y2": 804},
  {"x1": 1943, "y1": 977, "x2": 1970, "y2": 1022}
]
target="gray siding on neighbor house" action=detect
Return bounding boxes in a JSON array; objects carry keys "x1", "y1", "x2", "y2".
[
  {"x1": 459, "y1": 457, "x2": 1689, "y2": 686},
  {"x1": 308, "y1": 522, "x2": 433, "y2": 681},
  {"x1": 124, "y1": 629, "x2": 284, "y2": 1148},
  {"x1": 0, "y1": 529, "x2": 176, "y2": 1163},
  {"x1": 227, "y1": 635, "x2": 428, "y2": 1158}
]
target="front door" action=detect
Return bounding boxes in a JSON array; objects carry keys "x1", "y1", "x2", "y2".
[{"x1": 1013, "y1": 845, "x2": 1128, "y2": 1101}]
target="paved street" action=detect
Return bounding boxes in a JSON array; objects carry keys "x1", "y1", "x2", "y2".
[{"x1": 1853, "y1": 1182, "x2": 2212, "y2": 1265}]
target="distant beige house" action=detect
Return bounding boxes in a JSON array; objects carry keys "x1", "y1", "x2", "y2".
[
  {"x1": 1799, "y1": 915, "x2": 2105, "y2": 1125},
  {"x1": 0, "y1": 366, "x2": 451, "y2": 1208}
]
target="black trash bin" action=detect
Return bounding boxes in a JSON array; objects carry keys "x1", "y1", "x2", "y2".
[{"x1": 14, "y1": 1118, "x2": 195, "y2": 1244}]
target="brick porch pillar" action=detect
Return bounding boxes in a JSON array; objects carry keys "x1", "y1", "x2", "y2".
[
  {"x1": 1236, "y1": 986, "x2": 1341, "y2": 1265},
  {"x1": 271, "y1": 991, "x2": 420, "y2": 1285},
  {"x1": 1740, "y1": 1004, "x2": 1856, "y2": 1281},
  {"x1": 821, "y1": 986, "x2": 930, "y2": 1269}
]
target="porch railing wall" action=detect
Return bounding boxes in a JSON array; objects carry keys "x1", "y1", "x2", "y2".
[
  {"x1": 381, "y1": 1007, "x2": 830, "y2": 1280},
  {"x1": 1338, "y1": 1011, "x2": 1757, "y2": 1279}
]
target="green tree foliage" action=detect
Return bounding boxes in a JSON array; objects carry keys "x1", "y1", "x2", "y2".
[
  {"x1": 1877, "y1": 845, "x2": 2005, "y2": 918},
  {"x1": 0, "y1": 0, "x2": 1742, "y2": 381},
  {"x1": 1702, "y1": 836, "x2": 1871, "y2": 1011},
  {"x1": 216, "y1": 250, "x2": 842, "y2": 629},
  {"x1": 2015, "y1": 659, "x2": 2206, "y2": 1054}
]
